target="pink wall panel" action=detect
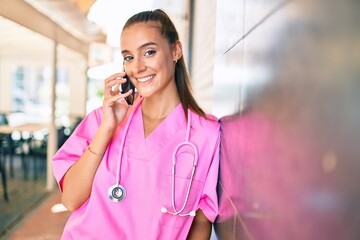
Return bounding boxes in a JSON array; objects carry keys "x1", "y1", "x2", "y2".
[{"x1": 214, "y1": 0, "x2": 360, "y2": 239}]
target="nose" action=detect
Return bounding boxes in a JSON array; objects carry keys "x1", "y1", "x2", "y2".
[{"x1": 131, "y1": 58, "x2": 146, "y2": 74}]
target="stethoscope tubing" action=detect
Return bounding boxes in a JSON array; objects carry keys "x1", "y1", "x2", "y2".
[
  {"x1": 170, "y1": 113, "x2": 198, "y2": 214},
  {"x1": 111, "y1": 97, "x2": 198, "y2": 217},
  {"x1": 114, "y1": 97, "x2": 143, "y2": 185}
]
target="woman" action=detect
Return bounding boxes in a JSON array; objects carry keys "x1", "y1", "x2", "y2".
[{"x1": 53, "y1": 9, "x2": 220, "y2": 239}]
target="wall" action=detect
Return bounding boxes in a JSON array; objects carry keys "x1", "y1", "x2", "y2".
[
  {"x1": 57, "y1": 44, "x2": 88, "y2": 124},
  {"x1": 0, "y1": 18, "x2": 88, "y2": 126},
  {"x1": 191, "y1": 0, "x2": 217, "y2": 113},
  {"x1": 213, "y1": 0, "x2": 360, "y2": 239},
  {"x1": 0, "y1": 57, "x2": 12, "y2": 112}
]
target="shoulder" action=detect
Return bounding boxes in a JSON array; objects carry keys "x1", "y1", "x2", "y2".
[
  {"x1": 72, "y1": 107, "x2": 103, "y2": 134},
  {"x1": 86, "y1": 107, "x2": 103, "y2": 123},
  {"x1": 191, "y1": 112, "x2": 220, "y2": 137},
  {"x1": 92, "y1": 107, "x2": 103, "y2": 122}
]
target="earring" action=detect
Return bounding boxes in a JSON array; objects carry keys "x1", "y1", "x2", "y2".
[{"x1": 174, "y1": 59, "x2": 178, "y2": 64}]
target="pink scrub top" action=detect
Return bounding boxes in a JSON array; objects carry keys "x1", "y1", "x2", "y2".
[{"x1": 53, "y1": 98, "x2": 220, "y2": 240}]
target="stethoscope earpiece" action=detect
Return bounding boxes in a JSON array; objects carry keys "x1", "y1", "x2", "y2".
[
  {"x1": 160, "y1": 207, "x2": 196, "y2": 217},
  {"x1": 189, "y1": 211, "x2": 196, "y2": 217}
]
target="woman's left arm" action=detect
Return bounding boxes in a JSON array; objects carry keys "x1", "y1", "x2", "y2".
[{"x1": 187, "y1": 209, "x2": 212, "y2": 240}]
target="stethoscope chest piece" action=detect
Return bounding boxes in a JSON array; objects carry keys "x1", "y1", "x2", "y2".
[{"x1": 108, "y1": 184, "x2": 126, "y2": 202}]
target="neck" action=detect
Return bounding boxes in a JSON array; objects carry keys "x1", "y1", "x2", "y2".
[{"x1": 141, "y1": 95, "x2": 180, "y2": 121}]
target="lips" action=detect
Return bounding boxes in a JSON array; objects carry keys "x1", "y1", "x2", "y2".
[{"x1": 137, "y1": 74, "x2": 155, "y2": 83}]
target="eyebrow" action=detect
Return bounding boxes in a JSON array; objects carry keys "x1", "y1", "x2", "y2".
[{"x1": 121, "y1": 42, "x2": 158, "y2": 55}]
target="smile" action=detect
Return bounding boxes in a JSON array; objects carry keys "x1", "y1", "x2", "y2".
[{"x1": 137, "y1": 75, "x2": 155, "y2": 83}]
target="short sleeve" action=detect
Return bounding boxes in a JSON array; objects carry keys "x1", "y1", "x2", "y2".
[
  {"x1": 52, "y1": 108, "x2": 102, "y2": 191},
  {"x1": 198, "y1": 128, "x2": 221, "y2": 223}
]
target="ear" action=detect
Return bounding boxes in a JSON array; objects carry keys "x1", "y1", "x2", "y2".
[{"x1": 172, "y1": 40, "x2": 183, "y2": 61}]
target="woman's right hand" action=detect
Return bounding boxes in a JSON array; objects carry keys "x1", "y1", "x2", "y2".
[
  {"x1": 101, "y1": 73, "x2": 134, "y2": 131},
  {"x1": 62, "y1": 72, "x2": 135, "y2": 211}
]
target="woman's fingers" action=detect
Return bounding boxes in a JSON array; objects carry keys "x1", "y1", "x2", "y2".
[
  {"x1": 104, "y1": 73, "x2": 127, "y2": 97},
  {"x1": 110, "y1": 86, "x2": 120, "y2": 96},
  {"x1": 104, "y1": 89, "x2": 134, "y2": 107}
]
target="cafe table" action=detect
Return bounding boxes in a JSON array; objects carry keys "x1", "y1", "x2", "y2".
[{"x1": 0, "y1": 123, "x2": 48, "y2": 201}]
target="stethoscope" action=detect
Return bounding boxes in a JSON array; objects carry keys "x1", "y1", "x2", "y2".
[{"x1": 108, "y1": 97, "x2": 198, "y2": 217}]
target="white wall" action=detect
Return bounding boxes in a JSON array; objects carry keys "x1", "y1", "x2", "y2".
[{"x1": 190, "y1": 0, "x2": 217, "y2": 114}]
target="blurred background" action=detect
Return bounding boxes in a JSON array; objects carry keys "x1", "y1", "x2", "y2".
[{"x1": 0, "y1": 0, "x2": 359, "y2": 239}]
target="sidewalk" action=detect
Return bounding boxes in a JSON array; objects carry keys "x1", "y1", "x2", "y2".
[{"x1": 2, "y1": 190, "x2": 70, "y2": 240}]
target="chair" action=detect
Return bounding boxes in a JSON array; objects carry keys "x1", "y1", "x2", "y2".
[
  {"x1": 29, "y1": 131, "x2": 48, "y2": 180},
  {"x1": 0, "y1": 134, "x2": 9, "y2": 201},
  {"x1": 0, "y1": 113, "x2": 29, "y2": 179},
  {"x1": 0, "y1": 113, "x2": 9, "y2": 125},
  {"x1": 0, "y1": 114, "x2": 9, "y2": 201}
]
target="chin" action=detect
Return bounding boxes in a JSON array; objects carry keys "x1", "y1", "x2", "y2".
[{"x1": 136, "y1": 90, "x2": 152, "y2": 98}]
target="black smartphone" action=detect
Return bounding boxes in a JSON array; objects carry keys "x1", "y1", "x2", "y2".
[{"x1": 121, "y1": 75, "x2": 136, "y2": 105}]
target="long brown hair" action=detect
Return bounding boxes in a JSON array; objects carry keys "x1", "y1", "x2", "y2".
[{"x1": 122, "y1": 9, "x2": 207, "y2": 120}]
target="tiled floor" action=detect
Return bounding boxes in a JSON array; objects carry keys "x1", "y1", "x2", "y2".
[
  {"x1": 4, "y1": 190, "x2": 70, "y2": 240},
  {"x1": 0, "y1": 179, "x2": 48, "y2": 238},
  {"x1": 0, "y1": 154, "x2": 70, "y2": 239}
]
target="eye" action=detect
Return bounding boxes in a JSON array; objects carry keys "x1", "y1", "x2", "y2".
[
  {"x1": 144, "y1": 50, "x2": 156, "y2": 57},
  {"x1": 123, "y1": 55, "x2": 133, "y2": 62}
]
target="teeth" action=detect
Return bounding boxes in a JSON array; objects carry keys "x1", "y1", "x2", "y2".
[{"x1": 138, "y1": 75, "x2": 153, "y2": 83}]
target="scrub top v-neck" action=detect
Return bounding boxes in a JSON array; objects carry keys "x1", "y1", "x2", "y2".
[{"x1": 53, "y1": 98, "x2": 221, "y2": 240}]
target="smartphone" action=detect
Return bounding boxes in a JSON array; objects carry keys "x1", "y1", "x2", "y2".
[{"x1": 121, "y1": 75, "x2": 136, "y2": 105}]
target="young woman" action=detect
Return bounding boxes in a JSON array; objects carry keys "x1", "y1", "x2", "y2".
[{"x1": 53, "y1": 9, "x2": 220, "y2": 239}]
